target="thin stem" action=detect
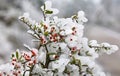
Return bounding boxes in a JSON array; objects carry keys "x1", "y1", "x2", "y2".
[
  {"x1": 44, "y1": 44, "x2": 50, "y2": 68},
  {"x1": 29, "y1": 65, "x2": 35, "y2": 76},
  {"x1": 29, "y1": 26, "x2": 40, "y2": 39},
  {"x1": 43, "y1": 12, "x2": 46, "y2": 21},
  {"x1": 40, "y1": 8, "x2": 46, "y2": 21},
  {"x1": 38, "y1": 44, "x2": 42, "y2": 50},
  {"x1": 23, "y1": 70, "x2": 30, "y2": 76}
]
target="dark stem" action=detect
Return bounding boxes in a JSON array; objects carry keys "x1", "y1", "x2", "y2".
[
  {"x1": 28, "y1": 44, "x2": 41, "y2": 76},
  {"x1": 40, "y1": 8, "x2": 46, "y2": 21},
  {"x1": 44, "y1": 45, "x2": 50, "y2": 68},
  {"x1": 43, "y1": 12, "x2": 46, "y2": 21},
  {"x1": 29, "y1": 65, "x2": 35, "y2": 76},
  {"x1": 23, "y1": 70, "x2": 30, "y2": 76},
  {"x1": 38, "y1": 44, "x2": 42, "y2": 50}
]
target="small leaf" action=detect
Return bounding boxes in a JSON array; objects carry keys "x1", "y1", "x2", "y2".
[
  {"x1": 33, "y1": 25, "x2": 37, "y2": 30},
  {"x1": 48, "y1": 53, "x2": 56, "y2": 55},
  {"x1": 38, "y1": 28, "x2": 41, "y2": 33},
  {"x1": 86, "y1": 68, "x2": 93, "y2": 75},
  {"x1": 44, "y1": 31, "x2": 49, "y2": 36},
  {"x1": 16, "y1": 51, "x2": 19, "y2": 59},
  {"x1": 70, "y1": 56, "x2": 76, "y2": 64},
  {"x1": 72, "y1": 15, "x2": 77, "y2": 19},
  {"x1": 40, "y1": 21, "x2": 44, "y2": 27},
  {"x1": 45, "y1": 10, "x2": 53, "y2": 14},
  {"x1": 12, "y1": 54, "x2": 14, "y2": 58},
  {"x1": 86, "y1": 51, "x2": 92, "y2": 56},
  {"x1": 82, "y1": 64, "x2": 88, "y2": 67},
  {"x1": 76, "y1": 59, "x2": 81, "y2": 66}
]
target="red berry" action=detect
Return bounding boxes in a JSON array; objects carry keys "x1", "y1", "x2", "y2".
[
  {"x1": 70, "y1": 38, "x2": 73, "y2": 41},
  {"x1": 31, "y1": 50, "x2": 36, "y2": 56},
  {"x1": 18, "y1": 71, "x2": 21, "y2": 73}
]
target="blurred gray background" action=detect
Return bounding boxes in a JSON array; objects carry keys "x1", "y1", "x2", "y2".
[{"x1": 0, "y1": 0, "x2": 120, "y2": 76}]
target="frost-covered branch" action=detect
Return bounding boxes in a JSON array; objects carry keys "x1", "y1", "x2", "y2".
[{"x1": 0, "y1": 1, "x2": 118, "y2": 76}]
